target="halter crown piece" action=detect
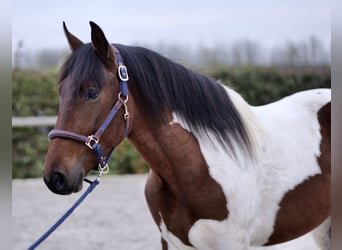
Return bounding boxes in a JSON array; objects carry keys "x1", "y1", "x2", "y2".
[{"x1": 48, "y1": 45, "x2": 130, "y2": 176}]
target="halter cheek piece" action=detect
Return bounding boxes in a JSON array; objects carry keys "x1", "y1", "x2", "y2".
[{"x1": 48, "y1": 46, "x2": 129, "y2": 174}]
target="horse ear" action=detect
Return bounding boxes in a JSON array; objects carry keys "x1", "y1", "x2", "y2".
[
  {"x1": 63, "y1": 22, "x2": 84, "y2": 51},
  {"x1": 89, "y1": 21, "x2": 115, "y2": 64}
]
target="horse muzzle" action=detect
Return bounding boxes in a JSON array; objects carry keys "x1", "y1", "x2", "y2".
[{"x1": 44, "y1": 170, "x2": 83, "y2": 195}]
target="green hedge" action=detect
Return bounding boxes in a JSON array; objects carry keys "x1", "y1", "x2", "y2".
[
  {"x1": 12, "y1": 66, "x2": 330, "y2": 178},
  {"x1": 205, "y1": 66, "x2": 331, "y2": 105},
  {"x1": 13, "y1": 70, "x2": 59, "y2": 178}
]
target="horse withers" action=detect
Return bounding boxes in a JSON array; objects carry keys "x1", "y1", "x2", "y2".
[{"x1": 43, "y1": 22, "x2": 331, "y2": 250}]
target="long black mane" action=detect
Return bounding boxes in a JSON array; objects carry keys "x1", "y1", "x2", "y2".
[{"x1": 115, "y1": 44, "x2": 252, "y2": 156}]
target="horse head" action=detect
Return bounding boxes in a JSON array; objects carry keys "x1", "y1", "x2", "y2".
[{"x1": 43, "y1": 22, "x2": 132, "y2": 194}]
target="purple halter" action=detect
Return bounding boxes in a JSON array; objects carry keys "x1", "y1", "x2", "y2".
[{"x1": 48, "y1": 46, "x2": 129, "y2": 173}]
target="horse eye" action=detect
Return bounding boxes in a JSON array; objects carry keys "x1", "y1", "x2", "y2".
[{"x1": 85, "y1": 88, "x2": 100, "y2": 101}]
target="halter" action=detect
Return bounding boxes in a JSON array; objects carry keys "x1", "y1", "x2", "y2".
[{"x1": 48, "y1": 45, "x2": 129, "y2": 174}]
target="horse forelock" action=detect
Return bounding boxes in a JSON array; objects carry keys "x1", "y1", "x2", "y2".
[{"x1": 58, "y1": 43, "x2": 108, "y2": 96}]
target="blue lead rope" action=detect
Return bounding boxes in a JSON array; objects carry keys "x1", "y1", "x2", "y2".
[{"x1": 28, "y1": 177, "x2": 100, "y2": 250}]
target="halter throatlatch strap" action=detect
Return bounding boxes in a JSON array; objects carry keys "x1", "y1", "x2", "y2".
[{"x1": 48, "y1": 45, "x2": 129, "y2": 174}]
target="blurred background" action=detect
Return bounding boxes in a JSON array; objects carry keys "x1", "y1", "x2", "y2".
[{"x1": 12, "y1": 0, "x2": 331, "y2": 178}]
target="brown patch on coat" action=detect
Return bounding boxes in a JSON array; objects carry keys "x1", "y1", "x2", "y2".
[
  {"x1": 129, "y1": 111, "x2": 228, "y2": 247},
  {"x1": 265, "y1": 102, "x2": 331, "y2": 245}
]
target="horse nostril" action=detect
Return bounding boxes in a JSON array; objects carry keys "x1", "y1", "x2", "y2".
[
  {"x1": 52, "y1": 171, "x2": 67, "y2": 191},
  {"x1": 44, "y1": 169, "x2": 82, "y2": 195}
]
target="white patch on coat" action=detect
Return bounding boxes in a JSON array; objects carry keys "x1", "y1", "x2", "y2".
[
  {"x1": 312, "y1": 217, "x2": 331, "y2": 250},
  {"x1": 168, "y1": 88, "x2": 330, "y2": 248},
  {"x1": 159, "y1": 214, "x2": 196, "y2": 250}
]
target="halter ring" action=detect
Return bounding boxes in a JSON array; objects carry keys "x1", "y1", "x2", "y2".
[
  {"x1": 118, "y1": 92, "x2": 129, "y2": 103},
  {"x1": 98, "y1": 163, "x2": 109, "y2": 175}
]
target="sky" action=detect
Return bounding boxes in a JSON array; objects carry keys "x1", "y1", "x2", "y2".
[{"x1": 12, "y1": 0, "x2": 330, "y2": 54}]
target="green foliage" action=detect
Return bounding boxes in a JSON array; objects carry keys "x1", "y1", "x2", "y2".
[
  {"x1": 206, "y1": 66, "x2": 331, "y2": 105},
  {"x1": 12, "y1": 69, "x2": 60, "y2": 178},
  {"x1": 12, "y1": 66, "x2": 330, "y2": 178},
  {"x1": 12, "y1": 126, "x2": 52, "y2": 178},
  {"x1": 12, "y1": 69, "x2": 60, "y2": 116}
]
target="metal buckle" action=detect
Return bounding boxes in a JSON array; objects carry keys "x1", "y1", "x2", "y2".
[
  {"x1": 85, "y1": 135, "x2": 99, "y2": 150},
  {"x1": 118, "y1": 65, "x2": 129, "y2": 81},
  {"x1": 98, "y1": 163, "x2": 109, "y2": 175}
]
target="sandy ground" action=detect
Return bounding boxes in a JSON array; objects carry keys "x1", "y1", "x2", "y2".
[{"x1": 12, "y1": 174, "x2": 320, "y2": 250}]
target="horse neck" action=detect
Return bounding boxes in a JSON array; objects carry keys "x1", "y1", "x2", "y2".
[
  {"x1": 126, "y1": 86, "x2": 261, "y2": 186},
  {"x1": 127, "y1": 109, "x2": 208, "y2": 189}
]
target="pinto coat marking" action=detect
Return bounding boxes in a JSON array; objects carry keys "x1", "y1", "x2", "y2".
[{"x1": 168, "y1": 88, "x2": 330, "y2": 249}]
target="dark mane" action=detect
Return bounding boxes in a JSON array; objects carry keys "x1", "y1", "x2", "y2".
[
  {"x1": 59, "y1": 43, "x2": 106, "y2": 92},
  {"x1": 115, "y1": 44, "x2": 252, "y2": 156}
]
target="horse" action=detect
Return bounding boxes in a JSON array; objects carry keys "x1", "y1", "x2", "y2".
[{"x1": 43, "y1": 22, "x2": 331, "y2": 250}]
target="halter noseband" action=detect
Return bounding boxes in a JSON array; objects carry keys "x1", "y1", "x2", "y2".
[{"x1": 48, "y1": 46, "x2": 129, "y2": 174}]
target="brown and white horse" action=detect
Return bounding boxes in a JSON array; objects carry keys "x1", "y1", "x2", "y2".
[{"x1": 43, "y1": 22, "x2": 331, "y2": 250}]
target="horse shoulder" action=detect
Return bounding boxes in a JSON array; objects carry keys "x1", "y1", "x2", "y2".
[{"x1": 144, "y1": 169, "x2": 197, "y2": 247}]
